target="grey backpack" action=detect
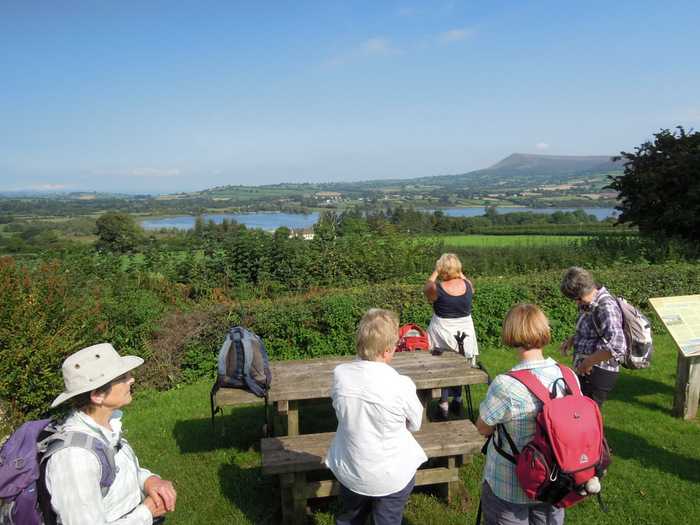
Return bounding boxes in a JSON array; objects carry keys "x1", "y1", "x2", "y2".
[
  {"x1": 594, "y1": 296, "x2": 653, "y2": 370},
  {"x1": 217, "y1": 326, "x2": 272, "y2": 397}
]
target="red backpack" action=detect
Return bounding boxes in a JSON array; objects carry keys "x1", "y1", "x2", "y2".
[
  {"x1": 395, "y1": 324, "x2": 430, "y2": 352},
  {"x1": 492, "y1": 365, "x2": 611, "y2": 509}
]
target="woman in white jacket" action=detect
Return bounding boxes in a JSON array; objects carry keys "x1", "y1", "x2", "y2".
[
  {"x1": 45, "y1": 343, "x2": 177, "y2": 525},
  {"x1": 325, "y1": 309, "x2": 427, "y2": 525}
]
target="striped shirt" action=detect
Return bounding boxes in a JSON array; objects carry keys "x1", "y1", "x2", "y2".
[
  {"x1": 479, "y1": 358, "x2": 571, "y2": 504},
  {"x1": 573, "y1": 287, "x2": 626, "y2": 372}
]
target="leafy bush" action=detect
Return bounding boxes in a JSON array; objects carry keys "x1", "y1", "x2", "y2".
[
  {"x1": 0, "y1": 257, "x2": 105, "y2": 421},
  {"x1": 0, "y1": 254, "x2": 184, "y2": 422},
  {"x1": 176, "y1": 262, "x2": 700, "y2": 380},
  {"x1": 3, "y1": 241, "x2": 699, "y2": 422}
]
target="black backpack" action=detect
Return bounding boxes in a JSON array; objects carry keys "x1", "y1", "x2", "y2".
[{"x1": 216, "y1": 326, "x2": 272, "y2": 397}]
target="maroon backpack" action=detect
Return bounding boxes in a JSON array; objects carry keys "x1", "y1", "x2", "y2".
[
  {"x1": 395, "y1": 324, "x2": 430, "y2": 352},
  {"x1": 493, "y1": 365, "x2": 611, "y2": 509}
]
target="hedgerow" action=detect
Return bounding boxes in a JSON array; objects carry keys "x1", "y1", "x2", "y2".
[
  {"x1": 176, "y1": 262, "x2": 700, "y2": 379},
  {"x1": 2, "y1": 248, "x2": 699, "y2": 422},
  {"x1": 0, "y1": 253, "x2": 188, "y2": 422}
]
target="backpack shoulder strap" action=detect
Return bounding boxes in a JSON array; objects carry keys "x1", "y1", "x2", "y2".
[
  {"x1": 556, "y1": 364, "x2": 583, "y2": 396},
  {"x1": 591, "y1": 291, "x2": 623, "y2": 344},
  {"x1": 230, "y1": 327, "x2": 247, "y2": 380},
  {"x1": 40, "y1": 431, "x2": 117, "y2": 495},
  {"x1": 507, "y1": 369, "x2": 552, "y2": 404}
]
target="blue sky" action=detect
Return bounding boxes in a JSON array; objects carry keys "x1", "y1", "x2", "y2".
[{"x1": 1, "y1": 1, "x2": 698, "y2": 194}]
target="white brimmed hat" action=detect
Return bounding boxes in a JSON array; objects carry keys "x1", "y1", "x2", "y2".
[{"x1": 51, "y1": 343, "x2": 144, "y2": 408}]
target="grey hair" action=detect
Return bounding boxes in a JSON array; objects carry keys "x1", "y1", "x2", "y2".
[
  {"x1": 560, "y1": 266, "x2": 597, "y2": 300},
  {"x1": 356, "y1": 308, "x2": 399, "y2": 361}
]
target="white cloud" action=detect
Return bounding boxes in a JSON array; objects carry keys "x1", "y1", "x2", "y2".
[
  {"x1": 437, "y1": 27, "x2": 475, "y2": 44},
  {"x1": 361, "y1": 37, "x2": 398, "y2": 56},
  {"x1": 324, "y1": 36, "x2": 399, "y2": 67},
  {"x1": 535, "y1": 142, "x2": 550, "y2": 151}
]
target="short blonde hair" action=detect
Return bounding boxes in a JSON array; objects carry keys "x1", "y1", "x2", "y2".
[
  {"x1": 502, "y1": 304, "x2": 551, "y2": 350},
  {"x1": 436, "y1": 253, "x2": 462, "y2": 281},
  {"x1": 356, "y1": 308, "x2": 399, "y2": 361}
]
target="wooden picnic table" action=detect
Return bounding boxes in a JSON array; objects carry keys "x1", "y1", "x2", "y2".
[{"x1": 266, "y1": 351, "x2": 488, "y2": 436}]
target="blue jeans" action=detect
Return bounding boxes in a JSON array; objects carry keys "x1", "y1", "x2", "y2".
[
  {"x1": 336, "y1": 475, "x2": 415, "y2": 525},
  {"x1": 441, "y1": 386, "x2": 462, "y2": 403}
]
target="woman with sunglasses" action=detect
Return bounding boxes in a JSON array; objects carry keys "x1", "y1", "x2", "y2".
[
  {"x1": 44, "y1": 343, "x2": 177, "y2": 524},
  {"x1": 424, "y1": 253, "x2": 479, "y2": 419}
]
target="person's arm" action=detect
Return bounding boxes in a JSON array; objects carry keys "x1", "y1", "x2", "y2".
[
  {"x1": 576, "y1": 349, "x2": 613, "y2": 375},
  {"x1": 459, "y1": 272, "x2": 474, "y2": 293},
  {"x1": 402, "y1": 377, "x2": 424, "y2": 432},
  {"x1": 578, "y1": 300, "x2": 626, "y2": 374},
  {"x1": 477, "y1": 376, "x2": 511, "y2": 436},
  {"x1": 559, "y1": 335, "x2": 574, "y2": 356},
  {"x1": 476, "y1": 416, "x2": 495, "y2": 437},
  {"x1": 128, "y1": 443, "x2": 177, "y2": 513},
  {"x1": 45, "y1": 448, "x2": 155, "y2": 525},
  {"x1": 423, "y1": 270, "x2": 438, "y2": 303},
  {"x1": 143, "y1": 476, "x2": 177, "y2": 513}
]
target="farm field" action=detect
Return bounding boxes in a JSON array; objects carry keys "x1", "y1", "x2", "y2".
[
  {"x1": 434, "y1": 234, "x2": 586, "y2": 247},
  {"x1": 123, "y1": 333, "x2": 700, "y2": 525}
]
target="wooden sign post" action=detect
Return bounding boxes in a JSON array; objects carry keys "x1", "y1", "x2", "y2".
[{"x1": 650, "y1": 295, "x2": 700, "y2": 420}]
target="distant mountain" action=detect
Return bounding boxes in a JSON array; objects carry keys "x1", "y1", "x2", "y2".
[
  {"x1": 398, "y1": 153, "x2": 623, "y2": 191},
  {"x1": 488, "y1": 153, "x2": 618, "y2": 173},
  {"x1": 186, "y1": 153, "x2": 624, "y2": 200}
]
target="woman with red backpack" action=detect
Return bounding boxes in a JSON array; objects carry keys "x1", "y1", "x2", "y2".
[
  {"x1": 424, "y1": 253, "x2": 479, "y2": 419},
  {"x1": 475, "y1": 304, "x2": 567, "y2": 525}
]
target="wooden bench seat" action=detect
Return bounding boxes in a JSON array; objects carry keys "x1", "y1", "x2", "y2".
[
  {"x1": 261, "y1": 419, "x2": 484, "y2": 524},
  {"x1": 210, "y1": 384, "x2": 266, "y2": 431}
]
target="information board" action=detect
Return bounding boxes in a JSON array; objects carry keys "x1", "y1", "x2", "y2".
[{"x1": 649, "y1": 294, "x2": 700, "y2": 357}]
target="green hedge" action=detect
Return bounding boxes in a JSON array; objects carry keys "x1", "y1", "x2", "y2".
[
  {"x1": 0, "y1": 255, "x2": 185, "y2": 422},
  {"x1": 178, "y1": 262, "x2": 700, "y2": 376},
  {"x1": 3, "y1": 256, "x2": 699, "y2": 422}
]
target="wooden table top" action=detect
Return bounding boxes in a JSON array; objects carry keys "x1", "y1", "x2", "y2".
[{"x1": 267, "y1": 351, "x2": 488, "y2": 402}]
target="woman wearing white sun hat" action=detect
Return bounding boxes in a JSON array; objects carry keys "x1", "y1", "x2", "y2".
[{"x1": 45, "y1": 343, "x2": 177, "y2": 524}]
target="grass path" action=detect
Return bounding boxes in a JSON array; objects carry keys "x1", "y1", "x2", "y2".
[{"x1": 124, "y1": 333, "x2": 700, "y2": 524}]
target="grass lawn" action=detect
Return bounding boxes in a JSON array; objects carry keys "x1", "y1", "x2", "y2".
[
  {"x1": 435, "y1": 235, "x2": 586, "y2": 247},
  {"x1": 124, "y1": 333, "x2": 700, "y2": 524}
]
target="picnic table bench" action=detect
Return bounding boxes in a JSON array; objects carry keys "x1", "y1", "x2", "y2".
[
  {"x1": 211, "y1": 351, "x2": 489, "y2": 434},
  {"x1": 261, "y1": 419, "x2": 484, "y2": 524}
]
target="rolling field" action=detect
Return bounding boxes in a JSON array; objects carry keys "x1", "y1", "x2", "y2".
[{"x1": 432, "y1": 234, "x2": 585, "y2": 247}]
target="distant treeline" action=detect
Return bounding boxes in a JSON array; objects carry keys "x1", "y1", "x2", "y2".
[
  {"x1": 310, "y1": 206, "x2": 627, "y2": 237},
  {"x1": 0, "y1": 196, "x2": 310, "y2": 218}
]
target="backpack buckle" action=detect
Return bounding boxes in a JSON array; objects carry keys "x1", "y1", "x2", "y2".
[{"x1": 13, "y1": 457, "x2": 25, "y2": 470}]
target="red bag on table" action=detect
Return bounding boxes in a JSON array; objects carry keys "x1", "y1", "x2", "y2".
[{"x1": 395, "y1": 323, "x2": 430, "y2": 352}]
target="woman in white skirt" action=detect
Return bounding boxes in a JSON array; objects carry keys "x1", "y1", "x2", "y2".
[{"x1": 424, "y1": 253, "x2": 479, "y2": 419}]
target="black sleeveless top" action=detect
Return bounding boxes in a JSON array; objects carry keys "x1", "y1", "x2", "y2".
[{"x1": 433, "y1": 280, "x2": 473, "y2": 318}]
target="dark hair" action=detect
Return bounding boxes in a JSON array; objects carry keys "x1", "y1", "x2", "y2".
[{"x1": 71, "y1": 382, "x2": 113, "y2": 412}]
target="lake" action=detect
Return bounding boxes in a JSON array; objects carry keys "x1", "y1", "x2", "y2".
[
  {"x1": 434, "y1": 207, "x2": 618, "y2": 221},
  {"x1": 140, "y1": 207, "x2": 618, "y2": 231}
]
